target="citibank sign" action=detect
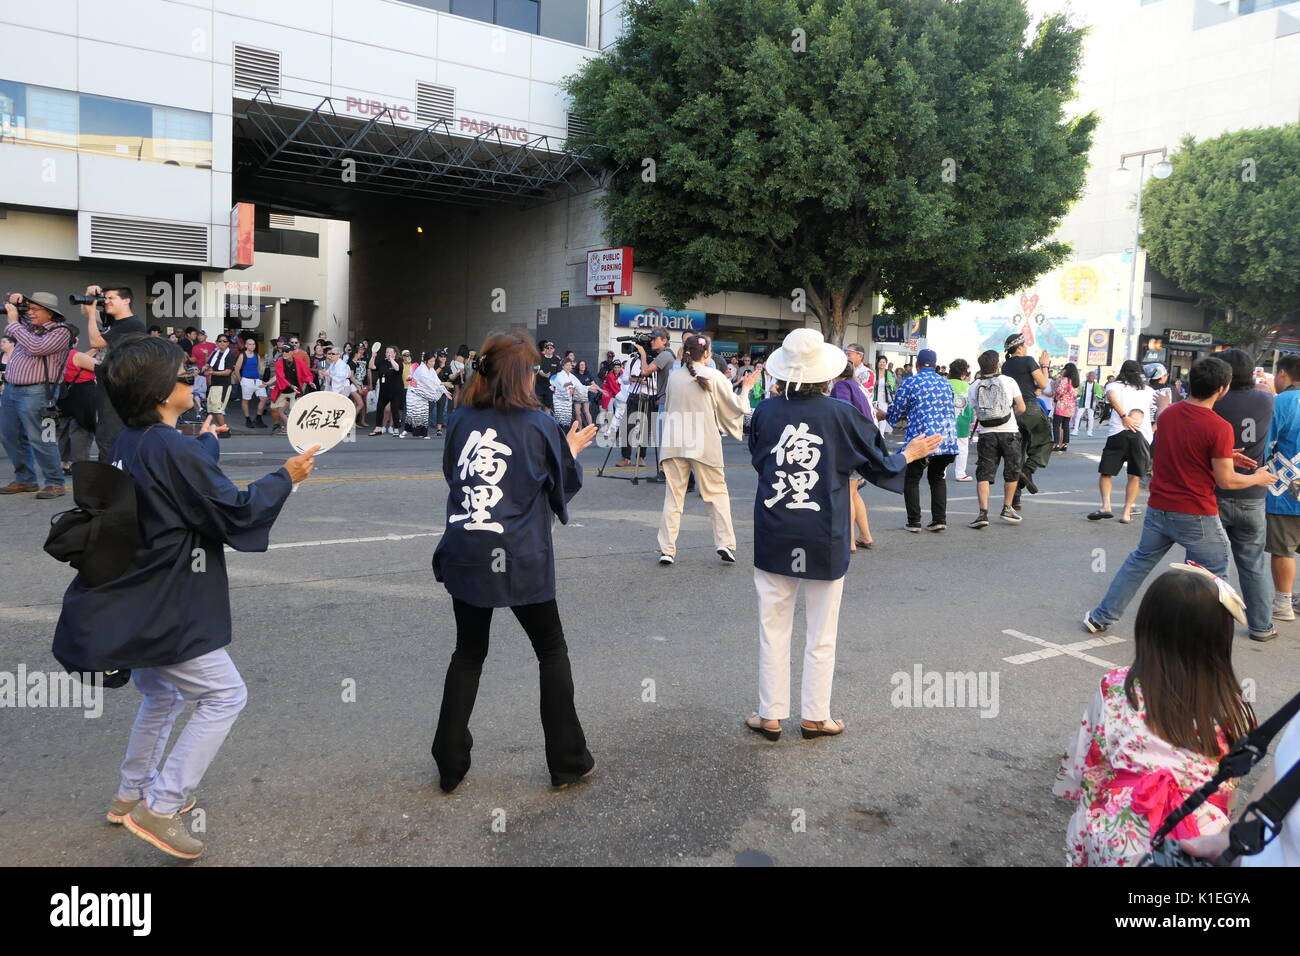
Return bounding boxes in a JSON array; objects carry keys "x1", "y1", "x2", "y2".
[{"x1": 615, "y1": 305, "x2": 707, "y2": 332}]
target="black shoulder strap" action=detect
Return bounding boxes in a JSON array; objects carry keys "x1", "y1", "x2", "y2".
[{"x1": 1149, "y1": 689, "x2": 1300, "y2": 856}]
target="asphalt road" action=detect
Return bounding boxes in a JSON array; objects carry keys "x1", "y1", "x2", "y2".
[{"x1": 2, "y1": 423, "x2": 1298, "y2": 866}]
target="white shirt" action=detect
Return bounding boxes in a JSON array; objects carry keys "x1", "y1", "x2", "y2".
[
  {"x1": 1105, "y1": 382, "x2": 1156, "y2": 441},
  {"x1": 968, "y1": 374, "x2": 1021, "y2": 434},
  {"x1": 412, "y1": 362, "x2": 447, "y2": 398},
  {"x1": 327, "y1": 358, "x2": 353, "y2": 393},
  {"x1": 552, "y1": 370, "x2": 582, "y2": 399}
]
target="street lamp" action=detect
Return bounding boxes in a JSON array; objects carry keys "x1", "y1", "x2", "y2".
[{"x1": 1115, "y1": 146, "x2": 1170, "y2": 363}]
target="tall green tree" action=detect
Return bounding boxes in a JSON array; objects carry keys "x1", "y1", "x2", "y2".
[
  {"x1": 565, "y1": 0, "x2": 1096, "y2": 344},
  {"x1": 1141, "y1": 125, "x2": 1300, "y2": 355}
]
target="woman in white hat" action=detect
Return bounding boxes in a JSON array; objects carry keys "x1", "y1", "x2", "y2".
[{"x1": 745, "y1": 328, "x2": 942, "y2": 741}]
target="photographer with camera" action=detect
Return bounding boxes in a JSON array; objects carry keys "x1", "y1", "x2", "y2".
[
  {"x1": 621, "y1": 328, "x2": 674, "y2": 476},
  {"x1": 0, "y1": 292, "x2": 73, "y2": 497},
  {"x1": 78, "y1": 284, "x2": 143, "y2": 460}
]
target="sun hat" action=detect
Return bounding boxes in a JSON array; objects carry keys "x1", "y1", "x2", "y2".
[
  {"x1": 24, "y1": 291, "x2": 65, "y2": 320},
  {"x1": 764, "y1": 328, "x2": 846, "y2": 391}
]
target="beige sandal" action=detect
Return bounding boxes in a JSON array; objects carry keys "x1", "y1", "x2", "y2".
[
  {"x1": 800, "y1": 718, "x2": 845, "y2": 739},
  {"x1": 746, "y1": 714, "x2": 781, "y2": 741}
]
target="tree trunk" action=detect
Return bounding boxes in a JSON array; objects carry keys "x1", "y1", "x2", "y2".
[{"x1": 827, "y1": 288, "x2": 847, "y2": 346}]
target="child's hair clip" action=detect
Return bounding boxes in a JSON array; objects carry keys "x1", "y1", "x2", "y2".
[{"x1": 1170, "y1": 562, "x2": 1247, "y2": 626}]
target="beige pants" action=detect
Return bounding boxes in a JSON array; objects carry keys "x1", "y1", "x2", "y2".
[{"x1": 657, "y1": 457, "x2": 736, "y2": 557}]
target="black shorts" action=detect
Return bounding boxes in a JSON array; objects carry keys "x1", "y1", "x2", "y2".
[
  {"x1": 1099, "y1": 430, "x2": 1151, "y2": 478},
  {"x1": 975, "y1": 431, "x2": 1021, "y2": 484}
]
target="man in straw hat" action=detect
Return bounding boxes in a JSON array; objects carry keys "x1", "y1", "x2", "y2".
[
  {"x1": 744, "y1": 328, "x2": 941, "y2": 742},
  {"x1": 1, "y1": 292, "x2": 73, "y2": 498}
]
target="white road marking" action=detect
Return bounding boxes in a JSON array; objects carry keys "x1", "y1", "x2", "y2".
[
  {"x1": 1000, "y1": 628, "x2": 1126, "y2": 667},
  {"x1": 225, "y1": 531, "x2": 443, "y2": 552}
]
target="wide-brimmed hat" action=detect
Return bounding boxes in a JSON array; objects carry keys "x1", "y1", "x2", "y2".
[
  {"x1": 764, "y1": 328, "x2": 846, "y2": 387},
  {"x1": 25, "y1": 291, "x2": 64, "y2": 320}
]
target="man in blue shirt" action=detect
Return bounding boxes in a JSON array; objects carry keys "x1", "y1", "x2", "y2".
[
  {"x1": 886, "y1": 349, "x2": 958, "y2": 531},
  {"x1": 1264, "y1": 354, "x2": 1300, "y2": 622}
]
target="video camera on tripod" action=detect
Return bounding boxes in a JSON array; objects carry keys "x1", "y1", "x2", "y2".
[{"x1": 616, "y1": 333, "x2": 662, "y2": 358}]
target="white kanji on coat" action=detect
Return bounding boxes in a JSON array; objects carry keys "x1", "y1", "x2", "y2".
[
  {"x1": 765, "y1": 422, "x2": 823, "y2": 510},
  {"x1": 450, "y1": 428, "x2": 513, "y2": 531}
]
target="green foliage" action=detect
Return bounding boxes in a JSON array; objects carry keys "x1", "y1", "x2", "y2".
[
  {"x1": 565, "y1": 0, "x2": 1096, "y2": 343},
  {"x1": 1143, "y1": 126, "x2": 1300, "y2": 336}
]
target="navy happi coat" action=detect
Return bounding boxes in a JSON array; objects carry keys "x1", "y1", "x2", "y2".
[
  {"x1": 749, "y1": 392, "x2": 906, "y2": 581},
  {"x1": 52, "y1": 426, "x2": 292, "y2": 672},
  {"x1": 433, "y1": 407, "x2": 582, "y2": 607}
]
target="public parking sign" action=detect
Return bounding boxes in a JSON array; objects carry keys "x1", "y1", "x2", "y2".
[
  {"x1": 1087, "y1": 328, "x2": 1113, "y2": 367},
  {"x1": 586, "y1": 247, "x2": 633, "y2": 297}
]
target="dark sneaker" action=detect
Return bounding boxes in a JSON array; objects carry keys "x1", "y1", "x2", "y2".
[
  {"x1": 0, "y1": 482, "x2": 37, "y2": 494},
  {"x1": 123, "y1": 803, "x2": 204, "y2": 859},
  {"x1": 1019, "y1": 470, "x2": 1039, "y2": 494},
  {"x1": 968, "y1": 511, "x2": 989, "y2": 530},
  {"x1": 904, "y1": 524, "x2": 922, "y2": 533},
  {"x1": 35, "y1": 485, "x2": 66, "y2": 499},
  {"x1": 999, "y1": 506, "x2": 1022, "y2": 523},
  {"x1": 658, "y1": 553, "x2": 674, "y2": 565},
  {"x1": 1082, "y1": 614, "x2": 1108, "y2": 635},
  {"x1": 107, "y1": 793, "x2": 197, "y2": 825},
  {"x1": 926, "y1": 521, "x2": 947, "y2": 533},
  {"x1": 717, "y1": 547, "x2": 736, "y2": 563}
]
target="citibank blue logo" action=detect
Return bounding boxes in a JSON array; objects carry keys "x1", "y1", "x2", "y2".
[{"x1": 615, "y1": 305, "x2": 707, "y2": 331}]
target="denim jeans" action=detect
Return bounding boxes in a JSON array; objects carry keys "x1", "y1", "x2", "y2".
[
  {"x1": 1218, "y1": 496, "x2": 1272, "y2": 635},
  {"x1": 1091, "y1": 507, "x2": 1231, "y2": 627},
  {"x1": 0, "y1": 383, "x2": 65, "y2": 486}
]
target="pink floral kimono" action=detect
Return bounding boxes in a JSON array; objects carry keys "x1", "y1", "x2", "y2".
[{"x1": 1052, "y1": 666, "x2": 1238, "y2": 867}]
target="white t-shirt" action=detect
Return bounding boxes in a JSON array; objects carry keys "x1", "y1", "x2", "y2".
[
  {"x1": 1105, "y1": 382, "x2": 1156, "y2": 441},
  {"x1": 552, "y1": 370, "x2": 582, "y2": 400},
  {"x1": 968, "y1": 374, "x2": 1021, "y2": 434},
  {"x1": 327, "y1": 358, "x2": 353, "y2": 393}
]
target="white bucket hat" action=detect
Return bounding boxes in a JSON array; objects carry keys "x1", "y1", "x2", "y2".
[{"x1": 764, "y1": 328, "x2": 847, "y2": 391}]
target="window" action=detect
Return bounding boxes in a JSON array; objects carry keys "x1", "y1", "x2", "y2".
[
  {"x1": 253, "y1": 227, "x2": 319, "y2": 258},
  {"x1": 497, "y1": 0, "x2": 540, "y2": 34},
  {"x1": 78, "y1": 93, "x2": 211, "y2": 166},
  {"x1": 79, "y1": 95, "x2": 152, "y2": 159},
  {"x1": 0, "y1": 80, "x2": 78, "y2": 148},
  {"x1": 152, "y1": 107, "x2": 212, "y2": 166},
  {"x1": 451, "y1": 0, "x2": 494, "y2": 24}
]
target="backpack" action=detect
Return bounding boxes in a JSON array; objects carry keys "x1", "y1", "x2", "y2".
[{"x1": 972, "y1": 376, "x2": 1013, "y2": 427}]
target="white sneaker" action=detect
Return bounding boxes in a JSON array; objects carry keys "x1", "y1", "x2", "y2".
[
  {"x1": 658, "y1": 553, "x2": 674, "y2": 565},
  {"x1": 388, "y1": 427, "x2": 398, "y2": 435},
  {"x1": 717, "y1": 547, "x2": 736, "y2": 564},
  {"x1": 1273, "y1": 596, "x2": 1295, "y2": 621}
]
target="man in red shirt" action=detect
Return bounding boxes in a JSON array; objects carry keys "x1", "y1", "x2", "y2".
[
  {"x1": 1084, "y1": 357, "x2": 1275, "y2": 633},
  {"x1": 189, "y1": 330, "x2": 215, "y2": 370}
]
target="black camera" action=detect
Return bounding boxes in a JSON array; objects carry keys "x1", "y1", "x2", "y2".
[
  {"x1": 2, "y1": 294, "x2": 29, "y2": 318},
  {"x1": 68, "y1": 294, "x2": 105, "y2": 306},
  {"x1": 617, "y1": 333, "x2": 659, "y2": 358}
]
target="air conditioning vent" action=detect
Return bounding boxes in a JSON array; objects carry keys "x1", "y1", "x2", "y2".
[
  {"x1": 567, "y1": 112, "x2": 592, "y2": 140},
  {"x1": 89, "y1": 216, "x2": 209, "y2": 265},
  {"x1": 268, "y1": 213, "x2": 296, "y2": 228},
  {"x1": 417, "y1": 82, "x2": 455, "y2": 123},
  {"x1": 234, "y1": 44, "x2": 282, "y2": 96}
]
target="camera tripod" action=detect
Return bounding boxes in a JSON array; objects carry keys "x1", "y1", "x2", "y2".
[{"x1": 596, "y1": 372, "x2": 663, "y2": 484}]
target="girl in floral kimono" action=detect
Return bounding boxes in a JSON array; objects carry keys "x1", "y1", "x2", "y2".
[{"x1": 1053, "y1": 564, "x2": 1256, "y2": 866}]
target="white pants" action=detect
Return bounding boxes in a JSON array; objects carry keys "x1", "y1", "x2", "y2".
[
  {"x1": 1071, "y1": 405, "x2": 1093, "y2": 435},
  {"x1": 954, "y1": 435, "x2": 970, "y2": 478},
  {"x1": 754, "y1": 568, "x2": 845, "y2": 722}
]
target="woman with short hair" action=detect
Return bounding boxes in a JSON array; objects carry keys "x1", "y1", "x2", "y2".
[
  {"x1": 431, "y1": 330, "x2": 598, "y2": 792},
  {"x1": 52, "y1": 333, "x2": 317, "y2": 859}
]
